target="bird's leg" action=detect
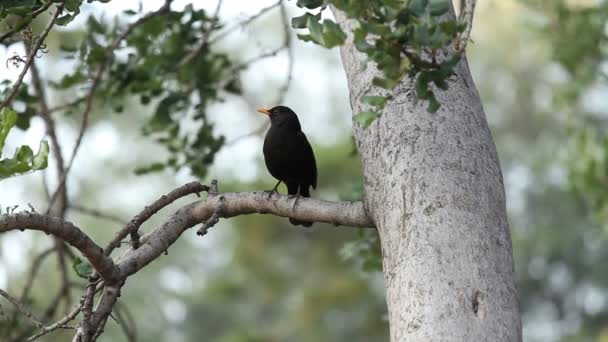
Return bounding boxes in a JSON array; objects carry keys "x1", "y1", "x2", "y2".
[
  {"x1": 290, "y1": 189, "x2": 301, "y2": 211},
  {"x1": 265, "y1": 180, "x2": 281, "y2": 199}
]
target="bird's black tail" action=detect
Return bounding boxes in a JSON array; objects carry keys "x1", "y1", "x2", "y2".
[{"x1": 288, "y1": 184, "x2": 313, "y2": 227}]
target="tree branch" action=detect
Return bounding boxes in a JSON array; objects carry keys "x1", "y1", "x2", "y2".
[
  {"x1": 455, "y1": 0, "x2": 476, "y2": 53},
  {"x1": 0, "y1": 213, "x2": 120, "y2": 283},
  {"x1": 2, "y1": 182, "x2": 373, "y2": 341},
  {"x1": 104, "y1": 181, "x2": 209, "y2": 255},
  {"x1": 117, "y1": 188, "x2": 373, "y2": 278}
]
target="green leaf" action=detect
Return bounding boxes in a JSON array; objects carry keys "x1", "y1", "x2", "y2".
[
  {"x1": 56, "y1": 13, "x2": 75, "y2": 26},
  {"x1": 321, "y1": 20, "x2": 346, "y2": 48},
  {"x1": 429, "y1": 0, "x2": 450, "y2": 16},
  {"x1": 295, "y1": 0, "x2": 324, "y2": 9},
  {"x1": 31, "y1": 141, "x2": 49, "y2": 170},
  {"x1": 0, "y1": 140, "x2": 49, "y2": 179},
  {"x1": 87, "y1": 15, "x2": 106, "y2": 34},
  {"x1": 372, "y1": 77, "x2": 399, "y2": 89},
  {"x1": 353, "y1": 28, "x2": 373, "y2": 53},
  {"x1": 439, "y1": 20, "x2": 466, "y2": 36},
  {"x1": 307, "y1": 15, "x2": 324, "y2": 45},
  {"x1": 409, "y1": 0, "x2": 429, "y2": 16},
  {"x1": 291, "y1": 13, "x2": 314, "y2": 29},
  {"x1": 354, "y1": 111, "x2": 378, "y2": 128},
  {"x1": 361, "y1": 95, "x2": 388, "y2": 109},
  {"x1": 52, "y1": 71, "x2": 85, "y2": 89},
  {"x1": 72, "y1": 257, "x2": 93, "y2": 279},
  {"x1": 64, "y1": 0, "x2": 83, "y2": 12},
  {"x1": 0, "y1": 108, "x2": 18, "y2": 155},
  {"x1": 427, "y1": 94, "x2": 440, "y2": 112},
  {"x1": 134, "y1": 162, "x2": 166, "y2": 175},
  {"x1": 296, "y1": 34, "x2": 314, "y2": 42}
]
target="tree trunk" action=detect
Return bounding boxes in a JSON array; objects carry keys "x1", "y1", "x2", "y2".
[{"x1": 333, "y1": 10, "x2": 522, "y2": 342}]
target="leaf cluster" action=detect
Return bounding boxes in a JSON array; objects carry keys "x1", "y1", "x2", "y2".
[
  {"x1": 292, "y1": 0, "x2": 466, "y2": 126},
  {"x1": 49, "y1": 5, "x2": 239, "y2": 178},
  {"x1": 0, "y1": 107, "x2": 48, "y2": 180}
]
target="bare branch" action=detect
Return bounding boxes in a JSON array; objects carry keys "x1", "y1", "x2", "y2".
[
  {"x1": 29, "y1": 45, "x2": 68, "y2": 217},
  {"x1": 0, "y1": 2, "x2": 64, "y2": 110},
  {"x1": 455, "y1": 0, "x2": 476, "y2": 53},
  {"x1": 89, "y1": 285, "x2": 121, "y2": 332},
  {"x1": 44, "y1": 97, "x2": 86, "y2": 115},
  {"x1": 0, "y1": 288, "x2": 44, "y2": 329},
  {"x1": 220, "y1": 1, "x2": 292, "y2": 146},
  {"x1": 104, "y1": 181, "x2": 209, "y2": 255},
  {"x1": 26, "y1": 304, "x2": 81, "y2": 341},
  {"x1": 276, "y1": 0, "x2": 293, "y2": 104},
  {"x1": 197, "y1": 196, "x2": 224, "y2": 236},
  {"x1": 0, "y1": 213, "x2": 120, "y2": 283},
  {"x1": 224, "y1": 122, "x2": 269, "y2": 147},
  {"x1": 118, "y1": 189, "x2": 373, "y2": 279},
  {"x1": 20, "y1": 247, "x2": 55, "y2": 303},
  {"x1": 70, "y1": 205, "x2": 127, "y2": 225},
  {"x1": 209, "y1": 0, "x2": 281, "y2": 45},
  {"x1": 177, "y1": 0, "x2": 223, "y2": 68},
  {"x1": 112, "y1": 302, "x2": 136, "y2": 342}
]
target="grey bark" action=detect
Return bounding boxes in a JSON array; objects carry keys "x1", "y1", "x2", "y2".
[{"x1": 333, "y1": 10, "x2": 522, "y2": 342}]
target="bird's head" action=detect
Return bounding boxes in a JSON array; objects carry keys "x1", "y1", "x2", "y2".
[{"x1": 257, "y1": 106, "x2": 301, "y2": 128}]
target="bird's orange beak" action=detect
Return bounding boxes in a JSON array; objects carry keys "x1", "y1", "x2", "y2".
[{"x1": 257, "y1": 108, "x2": 271, "y2": 116}]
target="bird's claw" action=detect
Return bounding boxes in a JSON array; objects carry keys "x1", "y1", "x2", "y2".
[
  {"x1": 290, "y1": 194, "x2": 301, "y2": 211},
  {"x1": 264, "y1": 189, "x2": 277, "y2": 199}
]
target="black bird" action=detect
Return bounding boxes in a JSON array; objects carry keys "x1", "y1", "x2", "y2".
[{"x1": 257, "y1": 106, "x2": 317, "y2": 227}]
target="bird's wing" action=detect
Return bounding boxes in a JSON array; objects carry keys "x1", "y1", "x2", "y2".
[{"x1": 297, "y1": 131, "x2": 317, "y2": 189}]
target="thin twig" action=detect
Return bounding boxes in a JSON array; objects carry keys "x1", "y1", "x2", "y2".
[
  {"x1": 222, "y1": 1, "x2": 291, "y2": 146},
  {"x1": 224, "y1": 121, "x2": 268, "y2": 147},
  {"x1": 44, "y1": 97, "x2": 86, "y2": 115},
  {"x1": 0, "y1": 288, "x2": 44, "y2": 329},
  {"x1": 0, "y1": 2, "x2": 64, "y2": 110},
  {"x1": 455, "y1": 0, "x2": 476, "y2": 53},
  {"x1": 276, "y1": 0, "x2": 292, "y2": 104},
  {"x1": 0, "y1": 214, "x2": 121, "y2": 283},
  {"x1": 70, "y1": 205, "x2": 127, "y2": 225},
  {"x1": 112, "y1": 303, "x2": 136, "y2": 342},
  {"x1": 197, "y1": 195, "x2": 224, "y2": 236},
  {"x1": 177, "y1": 0, "x2": 223, "y2": 68},
  {"x1": 20, "y1": 248, "x2": 55, "y2": 303},
  {"x1": 47, "y1": 0, "x2": 174, "y2": 214},
  {"x1": 104, "y1": 181, "x2": 209, "y2": 255},
  {"x1": 26, "y1": 304, "x2": 81, "y2": 341},
  {"x1": 52, "y1": 243, "x2": 71, "y2": 315},
  {"x1": 208, "y1": 0, "x2": 281, "y2": 45},
  {"x1": 29, "y1": 52, "x2": 67, "y2": 216},
  {"x1": 4, "y1": 247, "x2": 54, "y2": 341}
]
